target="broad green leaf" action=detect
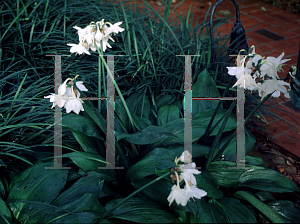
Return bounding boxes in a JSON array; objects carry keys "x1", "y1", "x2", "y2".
[
  {"x1": 62, "y1": 114, "x2": 104, "y2": 141},
  {"x1": 255, "y1": 191, "x2": 277, "y2": 203},
  {"x1": 166, "y1": 144, "x2": 211, "y2": 158},
  {"x1": 155, "y1": 118, "x2": 206, "y2": 145},
  {"x1": 207, "y1": 161, "x2": 263, "y2": 188},
  {"x1": 127, "y1": 147, "x2": 179, "y2": 182},
  {"x1": 116, "y1": 125, "x2": 176, "y2": 145},
  {"x1": 155, "y1": 95, "x2": 176, "y2": 112},
  {"x1": 0, "y1": 198, "x2": 12, "y2": 224},
  {"x1": 52, "y1": 171, "x2": 105, "y2": 206},
  {"x1": 195, "y1": 171, "x2": 224, "y2": 199},
  {"x1": 131, "y1": 113, "x2": 152, "y2": 131},
  {"x1": 64, "y1": 152, "x2": 116, "y2": 183},
  {"x1": 105, "y1": 195, "x2": 176, "y2": 223},
  {"x1": 115, "y1": 96, "x2": 130, "y2": 133},
  {"x1": 207, "y1": 199, "x2": 230, "y2": 223},
  {"x1": 234, "y1": 191, "x2": 284, "y2": 223},
  {"x1": 131, "y1": 176, "x2": 180, "y2": 208},
  {"x1": 126, "y1": 92, "x2": 150, "y2": 119},
  {"x1": 51, "y1": 211, "x2": 98, "y2": 224},
  {"x1": 217, "y1": 197, "x2": 257, "y2": 223},
  {"x1": 245, "y1": 155, "x2": 264, "y2": 166},
  {"x1": 7, "y1": 162, "x2": 69, "y2": 220},
  {"x1": 188, "y1": 199, "x2": 214, "y2": 223},
  {"x1": 80, "y1": 90, "x2": 107, "y2": 134},
  {"x1": 237, "y1": 168, "x2": 299, "y2": 193},
  {"x1": 267, "y1": 200, "x2": 300, "y2": 223},
  {"x1": 71, "y1": 130, "x2": 102, "y2": 155},
  {"x1": 157, "y1": 104, "x2": 179, "y2": 126},
  {"x1": 155, "y1": 108, "x2": 236, "y2": 146},
  {"x1": 192, "y1": 68, "x2": 222, "y2": 116},
  {"x1": 216, "y1": 128, "x2": 256, "y2": 161},
  {"x1": 193, "y1": 108, "x2": 237, "y2": 136},
  {"x1": 24, "y1": 193, "x2": 104, "y2": 224}
]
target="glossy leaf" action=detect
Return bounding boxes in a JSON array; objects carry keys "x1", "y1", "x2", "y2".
[
  {"x1": 157, "y1": 104, "x2": 179, "y2": 126},
  {"x1": 216, "y1": 128, "x2": 256, "y2": 161},
  {"x1": 237, "y1": 168, "x2": 299, "y2": 193},
  {"x1": 7, "y1": 162, "x2": 69, "y2": 220},
  {"x1": 194, "y1": 171, "x2": 224, "y2": 199},
  {"x1": 192, "y1": 68, "x2": 222, "y2": 116},
  {"x1": 24, "y1": 193, "x2": 103, "y2": 224},
  {"x1": 131, "y1": 176, "x2": 180, "y2": 208},
  {"x1": 155, "y1": 95, "x2": 176, "y2": 112},
  {"x1": 131, "y1": 113, "x2": 152, "y2": 131},
  {"x1": 64, "y1": 152, "x2": 116, "y2": 183},
  {"x1": 62, "y1": 114, "x2": 104, "y2": 141},
  {"x1": 127, "y1": 147, "x2": 181, "y2": 182},
  {"x1": 126, "y1": 92, "x2": 150, "y2": 119},
  {"x1": 115, "y1": 96, "x2": 130, "y2": 133},
  {"x1": 71, "y1": 130, "x2": 102, "y2": 155},
  {"x1": 105, "y1": 195, "x2": 176, "y2": 223},
  {"x1": 267, "y1": 200, "x2": 300, "y2": 223},
  {"x1": 116, "y1": 125, "x2": 176, "y2": 145},
  {"x1": 207, "y1": 161, "x2": 250, "y2": 188},
  {"x1": 234, "y1": 191, "x2": 284, "y2": 223},
  {"x1": 80, "y1": 90, "x2": 106, "y2": 134},
  {"x1": 217, "y1": 197, "x2": 257, "y2": 223},
  {"x1": 0, "y1": 198, "x2": 12, "y2": 224},
  {"x1": 52, "y1": 171, "x2": 105, "y2": 206}
]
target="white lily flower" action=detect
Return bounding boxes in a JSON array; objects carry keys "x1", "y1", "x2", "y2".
[
  {"x1": 227, "y1": 56, "x2": 246, "y2": 80},
  {"x1": 167, "y1": 172, "x2": 185, "y2": 206},
  {"x1": 258, "y1": 79, "x2": 290, "y2": 100},
  {"x1": 179, "y1": 162, "x2": 200, "y2": 186},
  {"x1": 75, "y1": 81, "x2": 88, "y2": 92},
  {"x1": 64, "y1": 87, "x2": 84, "y2": 115},
  {"x1": 178, "y1": 150, "x2": 192, "y2": 163},
  {"x1": 181, "y1": 178, "x2": 207, "y2": 206},
  {"x1": 67, "y1": 43, "x2": 91, "y2": 55},
  {"x1": 263, "y1": 53, "x2": 291, "y2": 78},
  {"x1": 44, "y1": 93, "x2": 66, "y2": 109},
  {"x1": 233, "y1": 68, "x2": 258, "y2": 90},
  {"x1": 104, "y1": 22, "x2": 125, "y2": 37}
]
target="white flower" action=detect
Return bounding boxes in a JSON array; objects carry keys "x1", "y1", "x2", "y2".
[
  {"x1": 233, "y1": 68, "x2": 258, "y2": 90},
  {"x1": 44, "y1": 93, "x2": 66, "y2": 109},
  {"x1": 75, "y1": 81, "x2": 88, "y2": 91},
  {"x1": 178, "y1": 150, "x2": 192, "y2": 163},
  {"x1": 263, "y1": 53, "x2": 291, "y2": 78},
  {"x1": 258, "y1": 79, "x2": 290, "y2": 100},
  {"x1": 104, "y1": 22, "x2": 125, "y2": 37},
  {"x1": 246, "y1": 55, "x2": 264, "y2": 78},
  {"x1": 64, "y1": 88, "x2": 84, "y2": 115},
  {"x1": 167, "y1": 172, "x2": 185, "y2": 206},
  {"x1": 67, "y1": 43, "x2": 91, "y2": 55},
  {"x1": 179, "y1": 163, "x2": 200, "y2": 186},
  {"x1": 181, "y1": 179, "x2": 207, "y2": 206},
  {"x1": 227, "y1": 56, "x2": 246, "y2": 80}
]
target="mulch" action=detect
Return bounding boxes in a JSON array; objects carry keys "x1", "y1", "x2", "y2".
[{"x1": 249, "y1": 128, "x2": 300, "y2": 205}]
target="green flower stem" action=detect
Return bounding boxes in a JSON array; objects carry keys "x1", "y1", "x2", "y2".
[
  {"x1": 98, "y1": 54, "x2": 136, "y2": 132},
  {"x1": 93, "y1": 43, "x2": 135, "y2": 132},
  {"x1": 212, "y1": 92, "x2": 273, "y2": 162},
  {"x1": 98, "y1": 54, "x2": 102, "y2": 112},
  {"x1": 99, "y1": 172, "x2": 171, "y2": 221},
  {"x1": 202, "y1": 76, "x2": 235, "y2": 145},
  {"x1": 205, "y1": 99, "x2": 236, "y2": 171}
]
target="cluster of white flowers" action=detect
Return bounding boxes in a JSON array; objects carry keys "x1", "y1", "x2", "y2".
[
  {"x1": 227, "y1": 46, "x2": 291, "y2": 100},
  {"x1": 67, "y1": 19, "x2": 125, "y2": 54},
  {"x1": 167, "y1": 150, "x2": 207, "y2": 206},
  {"x1": 44, "y1": 76, "x2": 88, "y2": 114}
]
